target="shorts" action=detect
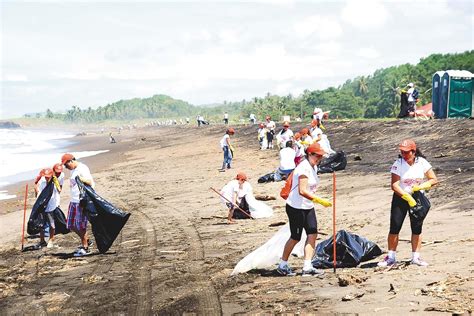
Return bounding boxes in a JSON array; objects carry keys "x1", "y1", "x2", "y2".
[
  {"x1": 286, "y1": 204, "x2": 317, "y2": 241},
  {"x1": 389, "y1": 193, "x2": 425, "y2": 235},
  {"x1": 44, "y1": 212, "x2": 55, "y2": 229},
  {"x1": 67, "y1": 202, "x2": 88, "y2": 232}
]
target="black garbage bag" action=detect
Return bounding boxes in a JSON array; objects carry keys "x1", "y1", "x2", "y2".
[
  {"x1": 312, "y1": 230, "x2": 382, "y2": 268},
  {"x1": 409, "y1": 191, "x2": 431, "y2": 220},
  {"x1": 258, "y1": 172, "x2": 275, "y2": 183},
  {"x1": 27, "y1": 181, "x2": 54, "y2": 235},
  {"x1": 52, "y1": 207, "x2": 70, "y2": 235},
  {"x1": 318, "y1": 151, "x2": 347, "y2": 174},
  {"x1": 77, "y1": 177, "x2": 131, "y2": 253},
  {"x1": 398, "y1": 92, "x2": 410, "y2": 118}
]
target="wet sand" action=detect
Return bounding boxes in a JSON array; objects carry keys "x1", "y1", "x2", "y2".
[{"x1": 0, "y1": 120, "x2": 472, "y2": 314}]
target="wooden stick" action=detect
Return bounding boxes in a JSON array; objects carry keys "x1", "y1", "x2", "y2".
[
  {"x1": 209, "y1": 187, "x2": 254, "y2": 219},
  {"x1": 21, "y1": 184, "x2": 28, "y2": 250}
]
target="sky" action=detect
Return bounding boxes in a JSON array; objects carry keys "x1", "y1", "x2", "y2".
[{"x1": 1, "y1": 0, "x2": 473, "y2": 118}]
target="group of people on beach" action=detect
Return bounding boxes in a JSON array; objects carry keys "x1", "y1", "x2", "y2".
[
  {"x1": 32, "y1": 153, "x2": 95, "y2": 257},
  {"x1": 219, "y1": 107, "x2": 438, "y2": 276}
]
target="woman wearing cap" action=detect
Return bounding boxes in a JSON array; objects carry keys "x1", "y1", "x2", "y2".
[
  {"x1": 257, "y1": 123, "x2": 267, "y2": 149},
  {"x1": 299, "y1": 128, "x2": 313, "y2": 148},
  {"x1": 61, "y1": 153, "x2": 95, "y2": 257},
  {"x1": 219, "y1": 128, "x2": 235, "y2": 172},
  {"x1": 378, "y1": 139, "x2": 438, "y2": 267},
  {"x1": 220, "y1": 172, "x2": 252, "y2": 224},
  {"x1": 293, "y1": 132, "x2": 305, "y2": 166},
  {"x1": 276, "y1": 121, "x2": 294, "y2": 149},
  {"x1": 277, "y1": 143, "x2": 332, "y2": 276}
]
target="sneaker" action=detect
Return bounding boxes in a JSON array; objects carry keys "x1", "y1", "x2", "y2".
[
  {"x1": 73, "y1": 246, "x2": 90, "y2": 257},
  {"x1": 277, "y1": 264, "x2": 296, "y2": 276},
  {"x1": 47, "y1": 241, "x2": 59, "y2": 249},
  {"x1": 411, "y1": 257, "x2": 428, "y2": 267},
  {"x1": 302, "y1": 266, "x2": 325, "y2": 277},
  {"x1": 377, "y1": 256, "x2": 396, "y2": 267}
]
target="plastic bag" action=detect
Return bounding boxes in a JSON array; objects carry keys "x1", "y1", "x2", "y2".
[
  {"x1": 246, "y1": 194, "x2": 273, "y2": 219},
  {"x1": 409, "y1": 191, "x2": 431, "y2": 220},
  {"x1": 231, "y1": 224, "x2": 305, "y2": 275},
  {"x1": 27, "y1": 181, "x2": 54, "y2": 235},
  {"x1": 77, "y1": 177, "x2": 131, "y2": 253},
  {"x1": 258, "y1": 172, "x2": 275, "y2": 183},
  {"x1": 318, "y1": 151, "x2": 347, "y2": 174},
  {"x1": 52, "y1": 207, "x2": 70, "y2": 235},
  {"x1": 312, "y1": 230, "x2": 382, "y2": 268}
]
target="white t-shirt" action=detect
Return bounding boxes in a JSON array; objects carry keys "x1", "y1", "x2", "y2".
[
  {"x1": 310, "y1": 127, "x2": 323, "y2": 140},
  {"x1": 38, "y1": 173, "x2": 64, "y2": 212},
  {"x1": 277, "y1": 128, "x2": 294, "y2": 146},
  {"x1": 279, "y1": 147, "x2": 296, "y2": 171},
  {"x1": 266, "y1": 121, "x2": 276, "y2": 131},
  {"x1": 220, "y1": 134, "x2": 230, "y2": 148},
  {"x1": 391, "y1": 157, "x2": 432, "y2": 193},
  {"x1": 313, "y1": 107, "x2": 324, "y2": 121},
  {"x1": 70, "y1": 163, "x2": 95, "y2": 203},
  {"x1": 224, "y1": 113, "x2": 229, "y2": 119},
  {"x1": 294, "y1": 140, "x2": 305, "y2": 158},
  {"x1": 287, "y1": 159, "x2": 320, "y2": 210},
  {"x1": 302, "y1": 135, "x2": 313, "y2": 147},
  {"x1": 407, "y1": 87, "x2": 415, "y2": 102},
  {"x1": 220, "y1": 180, "x2": 253, "y2": 204}
]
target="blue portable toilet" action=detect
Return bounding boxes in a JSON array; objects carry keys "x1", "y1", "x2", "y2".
[
  {"x1": 432, "y1": 71, "x2": 445, "y2": 118},
  {"x1": 439, "y1": 70, "x2": 474, "y2": 118}
]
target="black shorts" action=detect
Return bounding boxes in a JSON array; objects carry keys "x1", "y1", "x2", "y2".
[
  {"x1": 266, "y1": 131, "x2": 274, "y2": 142},
  {"x1": 389, "y1": 193, "x2": 425, "y2": 235},
  {"x1": 286, "y1": 204, "x2": 317, "y2": 241}
]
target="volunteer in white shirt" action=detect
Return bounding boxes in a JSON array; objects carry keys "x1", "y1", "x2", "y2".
[
  {"x1": 220, "y1": 172, "x2": 252, "y2": 224},
  {"x1": 62, "y1": 153, "x2": 95, "y2": 257},
  {"x1": 310, "y1": 119, "x2": 323, "y2": 143},
  {"x1": 277, "y1": 140, "x2": 296, "y2": 178},
  {"x1": 265, "y1": 116, "x2": 276, "y2": 149},
  {"x1": 276, "y1": 121, "x2": 294, "y2": 149},
  {"x1": 219, "y1": 128, "x2": 235, "y2": 171},
  {"x1": 407, "y1": 83, "x2": 416, "y2": 113},
  {"x1": 36, "y1": 168, "x2": 61, "y2": 248},
  {"x1": 293, "y1": 132, "x2": 305, "y2": 166},
  {"x1": 378, "y1": 139, "x2": 438, "y2": 268},
  {"x1": 277, "y1": 143, "x2": 332, "y2": 277}
]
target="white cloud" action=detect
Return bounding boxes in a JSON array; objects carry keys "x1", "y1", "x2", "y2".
[
  {"x1": 293, "y1": 15, "x2": 343, "y2": 40},
  {"x1": 341, "y1": 0, "x2": 389, "y2": 29},
  {"x1": 3, "y1": 74, "x2": 29, "y2": 82},
  {"x1": 356, "y1": 47, "x2": 380, "y2": 59}
]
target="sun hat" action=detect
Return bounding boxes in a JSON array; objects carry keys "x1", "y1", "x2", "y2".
[
  {"x1": 236, "y1": 172, "x2": 247, "y2": 181},
  {"x1": 61, "y1": 153, "x2": 75, "y2": 165},
  {"x1": 399, "y1": 139, "x2": 416, "y2": 151},
  {"x1": 306, "y1": 143, "x2": 326, "y2": 156}
]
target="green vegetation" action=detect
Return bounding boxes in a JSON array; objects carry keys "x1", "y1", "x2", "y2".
[{"x1": 38, "y1": 50, "x2": 473, "y2": 123}]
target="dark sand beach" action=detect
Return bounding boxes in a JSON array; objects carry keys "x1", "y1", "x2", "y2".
[{"x1": 0, "y1": 119, "x2": 472, "y2": 314}]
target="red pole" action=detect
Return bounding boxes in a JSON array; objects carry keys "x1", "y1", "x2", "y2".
[
  {"x1": 21, "y1": 184, "x2": 28, "y2": 250},
  {"x1": 332, "y1": 172, "x2": 336, "y2": 273}
]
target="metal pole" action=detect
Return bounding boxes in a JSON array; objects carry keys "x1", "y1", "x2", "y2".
[
  {"x1": 21, "y1": 184, "x2": 28, "y2": 250},
  {"x1": 333, "y1": 172, "x2": 336, "y2": 273}
]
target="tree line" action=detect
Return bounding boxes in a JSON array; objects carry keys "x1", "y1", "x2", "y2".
[{"x1": 40, "y1": 50, "x2": 473, "y2": 123}]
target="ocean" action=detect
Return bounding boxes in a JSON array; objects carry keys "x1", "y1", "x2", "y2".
[{"x1": 0, "y1": 128, "x2": 108, "y2": 201}]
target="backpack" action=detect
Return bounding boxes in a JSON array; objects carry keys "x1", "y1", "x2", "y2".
[
  {"x1": 412, "y1": 89, "x2": 419, "y2": 99},
  {"x1": 280, "y1": 171, "x2": 296, "y2": 199}
]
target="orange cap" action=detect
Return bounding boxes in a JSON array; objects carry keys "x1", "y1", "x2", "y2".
[
  {"x1": 259, "y1": 123, "x2": 265, "y2": 128},
  {"x1": 306, "y1": 143, "x2": 326, "y2": 156},
  {"x1": 61, "y1": 153, "x2": 75, "y2": 165},
  {"x1": 300, "y1": 128, "x2": 309, "y2": 135},
  {"x1": 399, "y1": 139, "x2": 416, "y2": 151},
  {"x1": 294, "y1": 132, "x2": 301, "y2": 140},
  {"x1": 311, "y1": 119, "x2": 319, "y2": 127},
  {"x1": 236, "y1": 172, "x2": 247, "y2": 181},
  {"x1": 53, "y1": 163, "x2": 63, "y2": 174},
  {"x1": 43, "y1": 168, "x2": 53, "y2": 178},
  {"x1": 227, "y1": 128, "x2": 235, "y2": 134},
  {"x1": 283, "y1": 121, "x2": 290, "y2": 127}
]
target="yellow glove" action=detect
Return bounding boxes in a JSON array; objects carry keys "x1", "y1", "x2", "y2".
[
  {"x1": 52, "y1": 176, "x2": 61, "y2": 191},
  {"x1": 230, "y1": 145, "x2": 235, "y2": 152},
  {"x1": 300, "y1": 140, "x2": 310, "y2": 146},
  {"x1": 320, "y1": 123, "x2": 325, "y2": 130},
  {"x1": 312, "y1": 196, "x2": 332, "y2": 207},
  {"x1": 412, "y1": 181, "x2": 431, "y2": 192},
  {"x1": 401, "y1": 193, "x2": 417, "y2": 208}
]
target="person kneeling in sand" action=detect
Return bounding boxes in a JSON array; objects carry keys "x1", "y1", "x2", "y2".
[
  {"x1": 62, "y1": 153, "x2": 95, "y2": 257},
  {"x1": 220, "y1": 172, "x2": 252, "y2": 224}
]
